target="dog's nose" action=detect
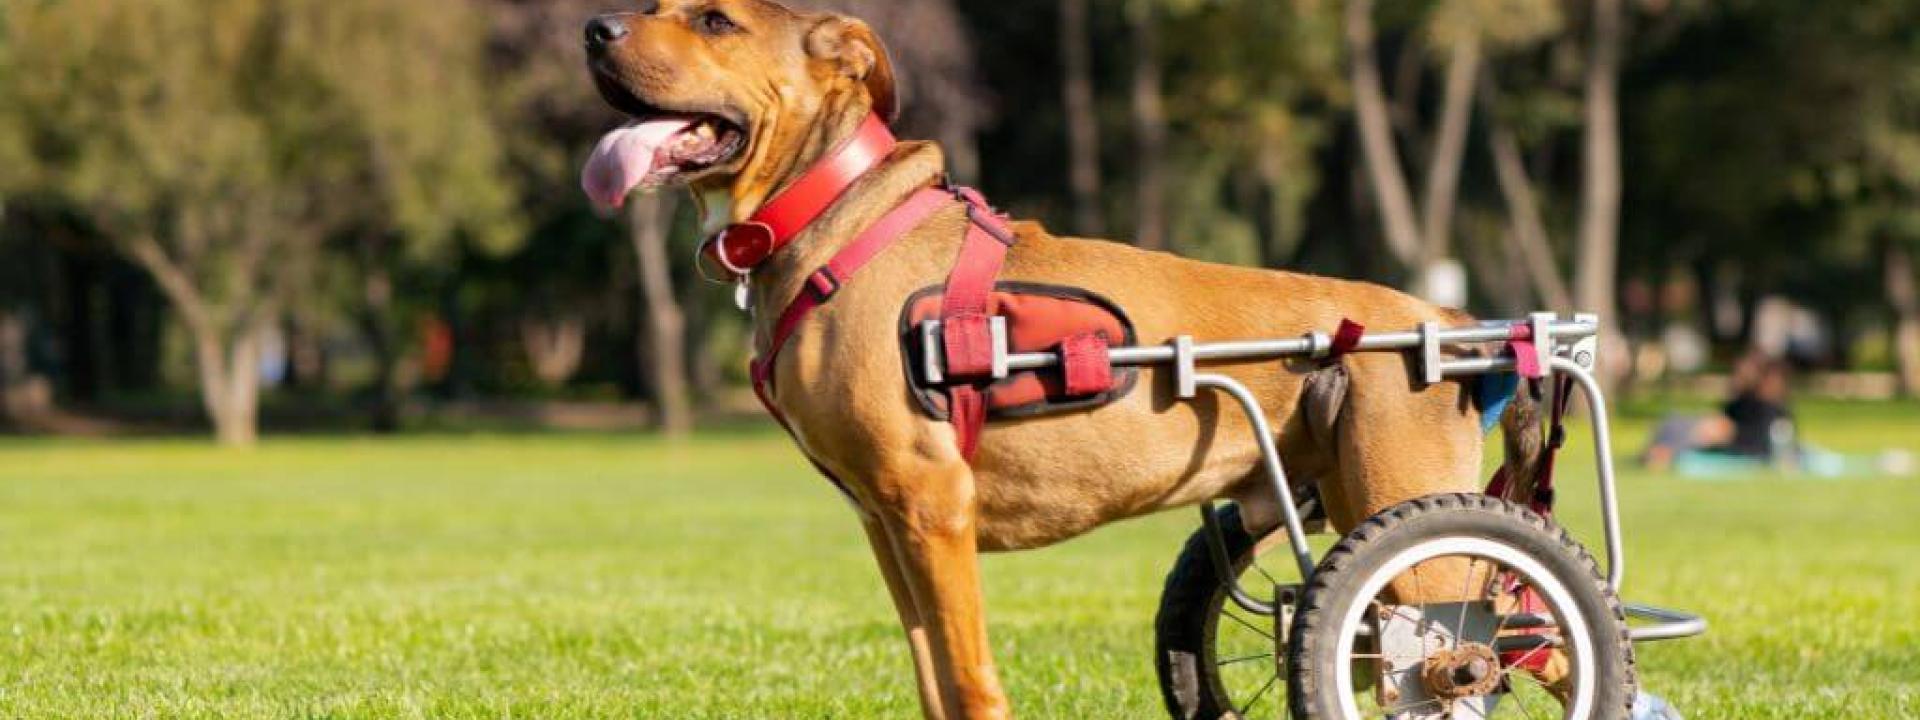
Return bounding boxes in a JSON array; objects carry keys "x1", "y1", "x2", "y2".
[{"x1": 585, "y1": 15, "x2": 631, "y2": 49}]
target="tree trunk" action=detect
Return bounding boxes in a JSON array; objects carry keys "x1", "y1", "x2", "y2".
[
  {"x1": 0, "y1": 311, "x2": 50, "y2": 420},
  {"x1": 1573, "y1": 0, "x2": 1627, "y2": 393},
  {"x1": 124, "y1": 233, "x2": 263, "y2": 447},
  {"x1": 1418, "y1": 38, "x2": 1481, "y2": 269},
  {"x1": 629, "y1": 194, "x2": 694, "y2": 437},
  {"x1": 213, "y1": 323, "x2": 263, "y2": 447},
  {"x1": 1887, "y1": 240, "x2": 1920, "y2": 398},
  {"x1": 1484, "y1": 87, "x2": 1574, "y2": 312},
  {"x1": 358, "y1": 260, "x2": 403, "y2": 433},
  {"x1": 1060, "y1": 0, "x2": 1105, "y2": 236},
  {"x1": 1128, "y1": 0, "x2": 1169, "y2": 251},
  {"x1": 1345, "y1": 0, "x2": 1423, "y2": 268},
  {"x1": 183, "y1": 318, "x2": 264, "y2": 447},
  {"x1": 1576, "y1": 0, "x2": 1623, "y2": 324}
]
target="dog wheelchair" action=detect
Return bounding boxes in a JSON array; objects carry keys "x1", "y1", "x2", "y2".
[{"x1": 926, "y1": 312, "x2": 1705, "y2": 719}]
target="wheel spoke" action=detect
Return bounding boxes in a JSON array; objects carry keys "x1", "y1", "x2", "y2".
[
  {"x1": 1505, "y1": 671, "x2": 1551, "y2": 720},
  {"x1": 1496, "y1": 642, "x2": 1554, "y2": 685},
  {"x1": 1382, "y1": 696, "x2": 1447, "y2": 715},
  {"x1": 1456, "y1": 557, "x2": 1480, "y2": 648},
  {"x1": 1239, "y1": 674, "x2": 1278, "y2": 713},
  {"x1": 1217, "y1": 651, "x2": 1273, "y2": 667},
  {"x1": 1221, "y1": 608, "x2": 1273, "y2": 640},
  {"x1": 1249, "y1": 555, "x2": 1282, "y2": 589}
]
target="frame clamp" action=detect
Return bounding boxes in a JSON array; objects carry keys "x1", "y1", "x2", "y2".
[{"x1": 917, "y1": 316, "x2": 1011, "y2": 385}]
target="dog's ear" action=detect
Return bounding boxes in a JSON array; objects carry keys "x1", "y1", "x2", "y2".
[{"x1": 805, "y1": 16, "x2": 899, "y2": 124}]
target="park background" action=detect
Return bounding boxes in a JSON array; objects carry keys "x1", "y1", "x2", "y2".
[{"x1": 1, "y1": 0, "x2": 1917, "y2": 717}]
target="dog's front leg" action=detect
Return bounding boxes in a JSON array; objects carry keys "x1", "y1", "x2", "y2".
[
  {"x1": 860, "y1": 515, "x2": 949, "y2": 720},
  {"x1": 874, "y1": 460, "x2": 1011, "y2": 720}
]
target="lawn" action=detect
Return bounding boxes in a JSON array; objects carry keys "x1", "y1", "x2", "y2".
[{"x1": 1, "y1": 401, "x2": 1917, "y2": 718}]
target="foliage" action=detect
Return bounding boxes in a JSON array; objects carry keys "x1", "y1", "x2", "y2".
[{"x1": 6, "y1": 0, "x2": 1920, "y2": 428}]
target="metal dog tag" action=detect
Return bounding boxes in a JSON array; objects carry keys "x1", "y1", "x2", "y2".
[{"x1": 734, "y1": 279, "x2": 752, "y2": 314}]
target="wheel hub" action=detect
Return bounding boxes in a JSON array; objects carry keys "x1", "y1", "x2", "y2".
[
  {"x1": 1421, "y1": 642, "x2": 1503, "y2": 699},
  {"x1": 1374, "y1": 601, "x2": 1502, "y2": 719}
]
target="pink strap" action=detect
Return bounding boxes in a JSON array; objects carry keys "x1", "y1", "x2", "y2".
[
  {"x1": 948, "y1": 385, "x2": 987, "y2": 459},
  {"x1": 751, "y1": 187, "x2": 954, "y2": 402},
  {"x1": 1061, "y1": 332, "x2": 1114, "y2": 396},
  {"x1": 749, "y1": 184, "x2": 1016, "y2": 467},
  {"x1": 1327, "y1": 319, "x2": 1365, "y2": 360},
  {"x1": 938, "y1": 189, "x2": 1015, "y2": 461},
  {"x1": 1507, "y1": 324, "x2": 1544, "y2": 379}
]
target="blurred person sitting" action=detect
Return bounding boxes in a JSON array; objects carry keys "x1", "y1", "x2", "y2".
[
  {"x1": 1641, "y1": 354, "x2": 1779, "y2": 471},
  {"x1": 1644, "y1": 357, "x2": 1914, "y2": 478}
]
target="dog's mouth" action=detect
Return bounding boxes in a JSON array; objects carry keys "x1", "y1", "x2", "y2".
[{"x1": 582, "y1": 77, "x2": 748, "y2": 211}]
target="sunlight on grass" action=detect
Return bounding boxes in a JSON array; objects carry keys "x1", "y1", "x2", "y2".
[{"x1": 0, "y1": 402, "x2": 1916, "y2": 718}]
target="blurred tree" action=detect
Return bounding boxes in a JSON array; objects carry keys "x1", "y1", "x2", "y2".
[
  {"x1": 628, "y1": 195, "x2": 692, "y2": 436},
  {"x1": 1059, "y1": 0, "x2": 1105, "y2": 236},
  {"x1": 799, "y1": 0, "x2": 990, "y2": 181},
  {"x1": 0, "y1": 0, "x2": 514, "y2": 444},
  {"x1": 1129, "y1": 0, "x2": 1171, "y2": 251},
  {"x1": 270, "y1": 0, "x2": 522, "y2": 430},
  {"x1": 483, "y1": 0, "x2": 698, "y2": 432},
  {"x1": 1153, "y1": 0, "x2": 1343, "y2": 267},
  {"x1": 1346, "y1": 0, "x2": 1563, "y2": 294},
  {"x1": 1575, "y1": 0, "x2": 1625, "y2": 354},
  {"x1": 1624, "y1": 0, "x2": 1920, "y2": 385}
]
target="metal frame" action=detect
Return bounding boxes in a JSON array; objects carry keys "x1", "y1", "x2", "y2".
[{"x1": 915, "y1": 311, "x2": 1705, "y2": 644}]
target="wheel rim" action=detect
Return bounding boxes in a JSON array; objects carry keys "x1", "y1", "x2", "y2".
[{"x1": 1329, "y1": 536, "x2": 1598, "y2": 720}]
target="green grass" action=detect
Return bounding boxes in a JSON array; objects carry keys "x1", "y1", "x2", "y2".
[{"x1": 1, "y1": 401, "x2": 1917, "y2": 718}]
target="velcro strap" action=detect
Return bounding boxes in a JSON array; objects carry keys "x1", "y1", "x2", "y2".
[
  {"x1": 1508, "y1": 324, "x2": 1544, "y2": 379},
  {"x1": 1484, "y1": 465, "x2": 1512, "y2": 500},
  {"x1": 1060, "y1": 332, "x2": 1114, "y2": 396},
  {"x1": 942, "y1": 312, "x2": 996, "y2": 379},
  {"x1": 1327, "y1": 319, "x2": 1365, "y2": 359},
  {"x1": 949, "y1": 385, "x2": 987, "y2": 460}
]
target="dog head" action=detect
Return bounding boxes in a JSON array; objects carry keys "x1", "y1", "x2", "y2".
[{"x1": 581, "y1": 0, "x2": 897, "y2": 213}]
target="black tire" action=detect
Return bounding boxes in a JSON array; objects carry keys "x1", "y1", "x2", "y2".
[
  {"x1": 1286, "y1": 493, "x2": 1635, "y2": 720},
  {"x1": 1155, "y1": 504, "x2": 1285, "y2": 720}
]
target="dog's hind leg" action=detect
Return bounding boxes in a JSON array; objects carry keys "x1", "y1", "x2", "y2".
[
  {"x1": 860, "y1": 516, "x2": 950, "y2": 720},
  {"x1": 1330, "y1": 352, "x2": 1488, "y2": 603},
  {"x1": 872, "y1": 458, "x2": 1012, "y2": 720}
]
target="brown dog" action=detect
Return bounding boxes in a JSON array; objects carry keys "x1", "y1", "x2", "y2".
[{"x1": 583, "y1": 2, "x2": 1544, "y2": 717}]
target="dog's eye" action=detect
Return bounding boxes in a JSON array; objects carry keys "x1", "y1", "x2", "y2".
[{"x1": 697, "y1": 10, "x2": 738, "y2": 35}]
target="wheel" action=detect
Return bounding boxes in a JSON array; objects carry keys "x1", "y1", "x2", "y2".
[
  {"x1": 1287, "y1": 493, "x2": 1635, "y2": 720},
  {"x1": 1155, "y1": 503, "x2": 1301, "y2": 719}
]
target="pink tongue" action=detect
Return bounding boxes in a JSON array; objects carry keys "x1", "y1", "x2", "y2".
[{"x1": 581, "y1": 118, "x2": 696, "y2": 211}]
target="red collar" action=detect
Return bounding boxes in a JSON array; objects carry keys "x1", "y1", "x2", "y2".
[{"x1": 702, "y1": 114, "x2": 897, "y2": 277}]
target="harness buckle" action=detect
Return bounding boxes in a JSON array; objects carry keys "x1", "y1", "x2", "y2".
[{"x1": 806, "y1": 268, "x2": 841, "y2": 301}]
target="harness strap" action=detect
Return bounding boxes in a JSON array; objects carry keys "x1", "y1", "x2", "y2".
[
  {"x1": 937, "y1": 188, "x2": 1017, "y2": 460},
  {"x1": 1532, "y1": 375, "x2": 1575, "y2": 515},
  {"x1": 749, "y1": 186, "x2": 955, "y2": 427}
]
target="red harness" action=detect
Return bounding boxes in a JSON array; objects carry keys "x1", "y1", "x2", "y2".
[{"x1": 704, "y1": 114, "x2": 1016, "y2": 463}]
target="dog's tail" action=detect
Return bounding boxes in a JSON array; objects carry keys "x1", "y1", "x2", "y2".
[{"x1": 1495, "y1": 381, "x2": 1546, "y2": 505}]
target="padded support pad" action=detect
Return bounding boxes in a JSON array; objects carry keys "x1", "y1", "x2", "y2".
[{"x1": 902, "y1": 282, "x2": 1138, "y2": 420}]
